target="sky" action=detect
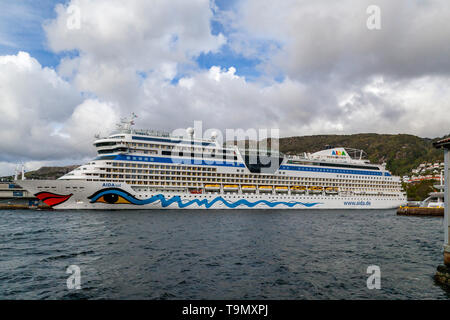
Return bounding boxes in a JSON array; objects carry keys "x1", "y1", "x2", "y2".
[{"x1": 1, "y1": 0, "x2": 450, "y2": 175}]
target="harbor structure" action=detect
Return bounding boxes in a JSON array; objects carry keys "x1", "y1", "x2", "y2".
[
  {"x1": 396, "y1": 173, "x2": 444, "y2": 216},
  {"x1": 0, "y1": 165, "x2": 45, "y2": 209},
  {"x1": 0, "y1": 182, "x2": 39, "y2": 208},
  {"x1": 432, "y1": 137, "x2": 450, "y2": 286}
]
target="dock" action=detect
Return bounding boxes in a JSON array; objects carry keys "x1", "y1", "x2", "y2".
[
  {"x1": 0, "y1": 182, "x2": 47, "y2": 210},
  {"x1": 0, "y1": 204, "x2": 51, "y2": 210},
  {"x1": 432, "y1": 138, "x2": 450, "y2": 287},
  {"x1": 397, "y1": 206, "x2": 443, "y2": 216}
]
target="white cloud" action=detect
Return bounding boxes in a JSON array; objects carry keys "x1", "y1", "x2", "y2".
[
  {"x1": 225, "y1": 0, "x2": 450, "y2": 84},
  {"x1": 0, "y1": 162, "x2": 21, "y2": 177},
  {"x1": 2, "y1": 0, "x2": 450, "y2": 175},
  {"x1": 61, "y1": 99, "x2": 121, "y2": 154},
  {"x1": 0, "y1": 51, "x2": 119, "y2": 169},
  {"x1": 45, "y1": 0, "x2": 225, "y2": 72},
  {"x1": 0, "y1": 51, "x2": 81, "y2": 160},
  {"x1": 43, "y1": 0, "x2": 229, "y2": 132},
  {"x1": 130, "y1": 66, "x2": 450, "y2": 139},
  {"x1": 337, "y1": 76, "x2": 450, "y2": 137}
]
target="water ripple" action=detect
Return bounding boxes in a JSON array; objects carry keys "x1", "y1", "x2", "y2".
[{"x1": 0, "y1": 209, "x2": 449, "y2": 299}]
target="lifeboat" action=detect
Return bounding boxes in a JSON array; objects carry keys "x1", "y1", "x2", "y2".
[
  {"x1": 275, "y1": 186, "x2": 289, "y2": 193},
  {"x1": 189, "y1": 188, "x2": 203, "y2": 194},
  {"x1": 223, "y1": 184, "x2": 239, "y2": 191},
  {"x1": 204, "y1": 184, "x2": 220, "y2": 191},
  {"x1": 258, "y1": 185, "x2": 273, "y2": 193},
  {"x1": 241, "y1": 185, "x2": 256, "y2": 192},
  {"x1": 291, "y1": 186, "x2": 306, "y2": 193},
  {"x1": 308, "y1": 186, "x2": 323, "y2": 194},
  {"x1": 325, "y1": 187, "x2": 338, "y2": 195}
]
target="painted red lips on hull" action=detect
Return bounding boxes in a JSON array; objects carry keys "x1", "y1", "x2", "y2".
[{"x1": 35, "y1": 192, "x2": 73, "y2": 207}]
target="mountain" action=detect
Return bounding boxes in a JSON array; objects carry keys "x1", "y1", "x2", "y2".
[
  {"x1": 1, "y1": 165, "x2": 79, "y2": 181},
  {"x1": 24, "y1": 165, "x2": 79, "y2": 180}
]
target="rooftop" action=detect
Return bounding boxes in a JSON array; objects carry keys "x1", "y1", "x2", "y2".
[{"x1": 433, "y1": 137, "x2": 450, "y2": 149}]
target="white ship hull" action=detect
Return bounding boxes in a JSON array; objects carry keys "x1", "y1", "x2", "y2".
[
  {"x1": 15, "y1": 120, "x2": 407, "y2": 210},
  {"x1": 16, "y1": 180, "x2": 406, "y2": 210}
]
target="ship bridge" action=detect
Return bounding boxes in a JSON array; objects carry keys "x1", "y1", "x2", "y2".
[{"x1": 238, "y1": 148, "x2": 285, "y2": 174}]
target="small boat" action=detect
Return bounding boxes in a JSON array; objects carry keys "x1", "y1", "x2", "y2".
[
  {"x1": 325, "y1": 187, "x2": 338, "y2": 195},
  {"x1": 421, "y1": 189, "x2": 444, "y2": 208},
  {"x1": 223, "y1": 184, "x2": 238, "y2": 191},
  {"x1": 189, "y1": 188, "x2": 203, "y2": 194},
  {"x1": 258, "y1": 185, "x2": 273, "y2": 193},
  {"x1": 275, "y1": 186, "x2": 288, "y2": 193},
  {"x1": 241, "y1": 185, "x2": 256, "y2": 192},
  {"x1": 204, "y1": 184, "x2": 220, "y2": 191},
  {"x1": 308, "y1": 186, "x2": 323, "y2": 194},
  {"x1": 291, "y1": 186, "x2": 306, "y2": 193}
]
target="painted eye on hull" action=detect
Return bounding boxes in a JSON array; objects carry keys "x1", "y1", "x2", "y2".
[
  {"x1": 88, "y1": 188, "x2": 136, "y2": 205},
  {"x1": 95, "y1": 194, "x2": 132, "y2": 204}
]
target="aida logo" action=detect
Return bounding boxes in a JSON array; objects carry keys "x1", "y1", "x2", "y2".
[
  {"x1": 332, "y1": 150, "x2": 346, "y2": 156},
  {"x1": 102, "y1": 183, "x2": 121, "y2": 187}
]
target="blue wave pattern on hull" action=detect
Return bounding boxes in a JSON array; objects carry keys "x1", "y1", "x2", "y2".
[{"x1": 89, "y1": 189, "x2": 322, "y2": 208}]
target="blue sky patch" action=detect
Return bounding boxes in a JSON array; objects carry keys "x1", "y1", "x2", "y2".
[{"x1": 0, "y1": 0, "x2": 279, "y2": 81}]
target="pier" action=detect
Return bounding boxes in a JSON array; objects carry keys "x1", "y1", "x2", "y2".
[
  {"x1": 0, "y1": 182, "x2": 50, "y2": 209},
  {"x1": 432, "y1": 138, "x2": 450, "y2": 286},
  {"x1": 0, "y1": 182, "x2": 39, "y2": 208},
  {"x1": 397, "y1": 206, "x2": 443, "y2": 216}
]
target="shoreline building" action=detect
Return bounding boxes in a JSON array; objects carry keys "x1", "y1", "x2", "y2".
[{"x1": 0, "y1": 182, "x2": 39, "y2": 207}]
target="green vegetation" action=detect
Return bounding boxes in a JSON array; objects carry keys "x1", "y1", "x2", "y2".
[{"x1": 404, "y1": 180, "x2": 437, "y2": 201}]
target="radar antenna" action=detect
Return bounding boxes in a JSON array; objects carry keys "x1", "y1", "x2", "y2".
[{"x1": 116, "y1": 113, "x2": 138, "y2": 133}]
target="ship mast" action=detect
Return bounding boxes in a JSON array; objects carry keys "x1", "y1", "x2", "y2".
[{"x1": 116, "y1": 113, "x2": 138, "y2": 133}]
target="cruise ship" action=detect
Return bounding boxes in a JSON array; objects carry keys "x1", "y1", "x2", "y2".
[{"x1": 16, "y1": 117, "x2": 406, "y2": 210}]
